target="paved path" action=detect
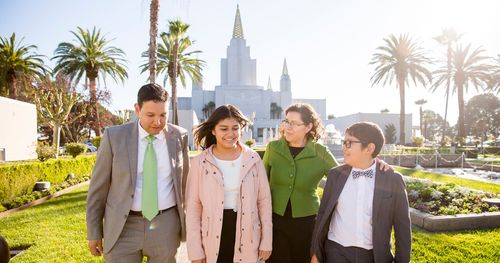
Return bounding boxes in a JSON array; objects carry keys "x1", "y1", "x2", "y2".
[{"x1": 176, "y1": 242, "x2": 188, "y2": 262}]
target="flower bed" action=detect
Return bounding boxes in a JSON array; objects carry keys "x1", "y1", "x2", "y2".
[{"x1": 406, "y1": 179, "x2": 499, "y2": 215}]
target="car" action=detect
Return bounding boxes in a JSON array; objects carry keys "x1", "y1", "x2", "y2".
[{"x1": 84, "y1": 140, "x2": 97, "y2": 152}]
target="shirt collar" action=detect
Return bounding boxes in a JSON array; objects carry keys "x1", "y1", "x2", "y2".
[
  {"x1": 351, "y1": 160, "x2": 376, "y2": 172},
  {"x1": 137, "y1": 121, "x2": 165, "y2": 141}
]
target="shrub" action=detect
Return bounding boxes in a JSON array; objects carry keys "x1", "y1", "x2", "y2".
[
  {"x1": 64, "y1": 143, "x2": 87, "y2": 158},
  {"x1": 0, "y1": 204, "x2": 6, "y2": 212},
  {"x1": 412, "y1": 136, "x2": 425, "y2": 147},
  {"x1": 90, "y1": 136, "x2": 101, "y2": 149},
  {"x1": 0, "y1": 156, "x2": 96, "y2": 203},
  {"x1": 244, "y1": 139, "x2": 255, "y2": 148},
  {"x1": 37, "y1": 142, "x2": 56, "y2": 161}
]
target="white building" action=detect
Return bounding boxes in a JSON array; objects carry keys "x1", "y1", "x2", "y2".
[
  {"x1": 178, "y1": 6, "x2": 326, "y2": 143},
  {"x1": 0, "y1": 96, "x2": 37, "y2": 161},
  {"x1": 325, "y1": 112, "x2": 413, "y2": 144}
]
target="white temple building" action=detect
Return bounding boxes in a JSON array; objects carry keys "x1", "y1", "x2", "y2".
[{"x1": 178, "y1": 5, "x2": 326, "y2": 144}]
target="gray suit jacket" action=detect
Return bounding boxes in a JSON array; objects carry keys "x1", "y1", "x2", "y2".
[
  {"x1": 86, "y1": 121, "x2": 190, "y2": 253},
  {"x1": 311, "y1": 162, "x2": 411, "y2": 263}
]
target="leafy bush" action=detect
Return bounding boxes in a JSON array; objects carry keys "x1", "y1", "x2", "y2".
[
  {"x1": 411, "y1": 136, "x2": 425, "y2": 147},
  {"x1": 90, "y1": 136, "x2": 101, "y2": 149},
  {"x1": 406, "y1": 180, "x2": 499, "y2": 215},
  {"x1": 64, "y1": 143, "x2": 87, "y2": 158},
  {"x1": 37, "y1": 142, "x2": 56, "y2": 161},
  {"x1": 244, "y1": 139, "x2": 255, "y2": 147},
  {"x1": 1, "y1": 174, "x2": 90, "y2": 210},
  {"x1": 0, "y1": 156, "x2": 96, "y2": 202}
]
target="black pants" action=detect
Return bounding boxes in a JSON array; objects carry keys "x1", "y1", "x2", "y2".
[
  {"x1": 325, "y1": 239, "x2": 374, "y2": 263},
  {"x1": 267, "y1": 202, "x2": 316, "y2": 263},
  {"x1": 217, "y1": 209, "x2": 237, "y2": 263}
]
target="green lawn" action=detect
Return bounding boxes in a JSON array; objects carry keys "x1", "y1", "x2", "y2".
[
  {"x1": 395, "y1": 166, "x2": 500, "y2": 194},
  {"x1": 1, "y1": 184, "x2": 500, "y2": 262}
]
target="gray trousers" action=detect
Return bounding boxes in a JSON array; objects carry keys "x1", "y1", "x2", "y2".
[
  {"x1": 105, "y1": 207, "x2": 181, "y2": 263},
  {"x1": 325, "y1": 239, "x2": 374, "y2": 263}
]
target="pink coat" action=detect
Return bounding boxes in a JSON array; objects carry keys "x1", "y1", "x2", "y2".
[{"x1": 186, "y1": 144, "x2": 273, "y2": 263}]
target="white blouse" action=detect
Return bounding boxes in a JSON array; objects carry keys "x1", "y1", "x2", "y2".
[{"x1": 214, "y1": 154, "x2": 242, "y2": 211}]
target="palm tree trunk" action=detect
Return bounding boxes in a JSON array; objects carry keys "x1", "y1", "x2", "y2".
[
  {"x1": 89, "y1": 77, "x2": 101, "y2": 136},
  {"x1": 149, "y1": 0, "x2": 159, "y2": 84},
  {"x1": 8, "y1": 73, "x2": 18, "y2": 99},
  {"x1": 441, "y1": 44, "x2": 452, "y2": 145},
  {"x1": 457, "y1": 83, "x2": 466, "y2": 140},
  {"x1": 419, "y1": 106, "x2": 423, "y2": 137},
  {"x1": 399, "y1": 78, "x2": 406, "y2": 145},
  {"x1": 171, "y1": 42, "x2": 179, "y2": 125}
]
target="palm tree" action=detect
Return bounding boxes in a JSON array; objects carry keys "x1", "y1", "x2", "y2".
[
  {"x1": 415, "y1": 99, "x2": 427, "y2": 138},
  {"x1": 434, "y1": 28, "x2": 462, "y2": 144},
  {"x1": 52, "y1": 27, "x2": 127, "y2": 136},
  {"x1": 0, "y1": 33, "x2": 48, "y2": 99},
  {"x1": 432, "y1": 44, "x2": 491, "y2": 140},
  {"x1": 487, "y1": 54, "x2": 500, "y2": 93},
  {"x1": 370, "y1": 34, "x2": 432, "y2": 145},
  {"x1": 149, "y1": 0, "x2": 159, "y2": 84},
  {"x1": 141, "y1": 20, "x2": 205, "y2": 125}
]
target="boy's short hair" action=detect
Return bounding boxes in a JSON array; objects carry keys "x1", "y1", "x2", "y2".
[
  {"x1": 345, "y1": 122, "x2": 385, "y2": 158},
  {"x1": 137, "y1": 83, "x2": 169, "y2": 108}
]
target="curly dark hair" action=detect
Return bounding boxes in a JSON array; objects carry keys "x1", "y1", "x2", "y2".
[
  {"x1": 193, "y1": 104, "x2": 251, "y2": 149},
  {"x1": 283, "y1": 103, "x2": 323, "y2": 141}
]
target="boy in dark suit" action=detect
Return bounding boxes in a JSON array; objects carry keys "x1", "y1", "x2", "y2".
[{"x1": 311, "y1": 122, "x2": 411, "y2": 263}]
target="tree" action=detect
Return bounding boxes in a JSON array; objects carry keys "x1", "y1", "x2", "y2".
[
  {"x1": 52, "y1": 27, "x2": 128, "y2": 136},
  {"x1": 141, "y1": 20, "x2": 205, "y2": 125},
  {"x1": 270, "y1": 102, "x2": 283, "y2": 119},
  {"x1": 434, "y1": 28, "x2": 462, "y2": 144},
  {"x1": 414, "y1": 99, "x2": 427, "y2": 137},
  {"x1": 464, "y1": 94, "x2": 500, "y2": 142},
  {"x1": 327, "y1": 114, "x2": 335, "y2": 120},
  {"x1": 370, "y1": 34, "x2": 432, "y2": 144},
  {"x1": 380, "y1": 108, "x2": 390, "y2": 113},
  {"x1": 149, "y1": 0, "x2": 159, "y2": 84},
  {"x1": 432, "y1": 44, "x2": 491, "y2": 141},
  {"x1": 384, "y1": 123, "x2": 397, "y2": 144},
  {"x1": 486, "y1": 54, "x2": 500, "y2": 93},
  {"x1": 421, "y1": 110, "x2": 451, "y2": 141},
  {"x1": 0, "y1": 33, "x2": 48, "y2": 99},
  {"x1": 31, "y1": 75, "x2": 84, "y2": 158}
]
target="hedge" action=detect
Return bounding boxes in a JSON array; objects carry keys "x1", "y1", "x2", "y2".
[{"x1": 0, "y1": 155, "x2": 96, "y2": 203}]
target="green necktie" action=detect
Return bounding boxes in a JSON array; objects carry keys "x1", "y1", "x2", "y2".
[{"x1": 142, "y1": 135, "x2": 158, "y2": 221}]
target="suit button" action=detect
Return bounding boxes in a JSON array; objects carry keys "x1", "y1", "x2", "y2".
[
  {"x1": 216, "y1": 235, "x2": 219, "y2": 239},
  {"x1": 242, "y1": 212, "x2": 245, "y2": 215},
  {"x1": 131, "y1": 194, "x2": 134, "y2": 198}
]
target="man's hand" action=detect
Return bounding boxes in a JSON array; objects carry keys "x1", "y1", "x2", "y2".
[
  {"x1": 311, "y1": 254, "x2": 319, "y2": 263},
  {"x1": 192, "y1": 259, "x2": 206, "y2": 263},
  {"x1": 259, "y1": 250, "x2": 272, "y2": 261},
  {"x1": 88, "y1": 239, "x2": 103, "y2": 256}
]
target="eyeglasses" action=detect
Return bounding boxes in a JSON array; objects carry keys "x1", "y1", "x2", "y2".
[
  {"x1": 342, "y1": 139, "x2": 365, "y2": 148},
  {"x1": 281, "y1": 119, "x2": 305, "y2": 128}
]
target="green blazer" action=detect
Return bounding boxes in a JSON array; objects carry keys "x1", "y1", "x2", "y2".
[{"x1": 263, "y1": 138, "x2": 338, "y2": 217}]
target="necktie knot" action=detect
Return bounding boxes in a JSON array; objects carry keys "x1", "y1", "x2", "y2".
[
  {"x1": 352, "y1": 169, "x2": 374, "y2": 179},
  {"x1": 146, "y1": 135, "x2": 156, "y2": 144}
]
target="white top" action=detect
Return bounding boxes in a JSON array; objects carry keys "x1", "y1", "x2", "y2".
[
  {"x1": 214, "y1": 153, "x2": 242, "y2": 211},
  {"x1": 131, "y1": 123, "x2": 176, "y2": 211},
  {"x1": 328, "y1": 161, "x2": 376, "y2": 250}
]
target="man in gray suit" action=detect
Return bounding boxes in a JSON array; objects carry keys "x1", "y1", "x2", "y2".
[
  {"x1": 86, "y1": 83, "x2": 189, "y2": 262},
  {"x1": 311, "y1": 122, "x2": 411, "y2": 263}
]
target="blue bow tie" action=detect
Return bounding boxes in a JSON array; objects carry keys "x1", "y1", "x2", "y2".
[{"x1": 352, "y1": 169, "x2": 374, "y2": 179}]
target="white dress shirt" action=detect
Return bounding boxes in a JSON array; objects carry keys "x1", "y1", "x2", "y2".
[
  {"x1": 131, "y1": 123, "x2": 176, "y2": 211},
  {"x1": 214, "y1": 153, "x2": 242, "y2": 211},
  {"x1": 328, "y1": 161, "x2": 376, "y2": 249}
]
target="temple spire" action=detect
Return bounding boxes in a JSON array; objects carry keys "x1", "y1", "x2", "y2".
[
  {"x1": 232, "y1": 5, "x2": 244, "y2": 39},
  {"x1": 267, "y1": 76, "x2": 272, "y2": 90},
  {"x1": 282, "y1": 58, "x2": 288, "y2": 75}
]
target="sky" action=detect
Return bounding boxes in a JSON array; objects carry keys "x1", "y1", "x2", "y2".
[{"x1": 1, "y1": 0, "x2": 499, "y2": 126}]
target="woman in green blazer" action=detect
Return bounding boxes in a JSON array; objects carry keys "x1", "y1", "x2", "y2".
[
  {"x1": 264, "y1": 103, "x2": 391, "y2": 263},
  {"x1": 263, "y1": 103, "x2": 337, "y2": 263}
]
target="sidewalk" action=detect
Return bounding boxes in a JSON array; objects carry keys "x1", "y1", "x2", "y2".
[{"x1": 176, "y1": 242, "x2": 188, "y2": 262}]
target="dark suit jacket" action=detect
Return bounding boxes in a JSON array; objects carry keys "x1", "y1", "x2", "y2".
[
  {"x1": 310, "y1": 162, "x2": 411, "y2": 263},
  {"x1": 86, "y1": 121, "x2": 190, "y2": 253}
]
